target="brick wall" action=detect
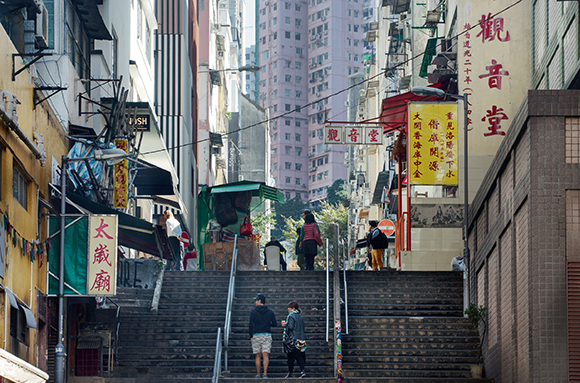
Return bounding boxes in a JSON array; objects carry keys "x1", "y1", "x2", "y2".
[{"x1": 468, "y1": 90, "x2": 580, "y2": 383}]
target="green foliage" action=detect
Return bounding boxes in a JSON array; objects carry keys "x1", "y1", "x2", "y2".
[
  {"x1": 273, "y1": 196, "x2": 308, "y2": 239},
  {"x1": 464, "y1": 303, "x2": 488, "y2": 328},
  {"x1": 326, "y1": 179, "x2": 348, "y2": 206},
  {"x1": 251, "y1": 211, "x2": 277, "y2": 244}
]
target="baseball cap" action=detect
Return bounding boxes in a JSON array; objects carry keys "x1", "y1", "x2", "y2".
[{"x1": 254, "y1": 293, "x2": 266, "y2": 303}]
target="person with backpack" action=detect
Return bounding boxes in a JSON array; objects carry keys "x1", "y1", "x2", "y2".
[{"x1": 366, "y1": 220, "x2": 389, "y2": 271}]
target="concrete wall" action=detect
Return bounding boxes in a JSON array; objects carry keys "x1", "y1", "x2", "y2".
[{"x1": 468, "y1": 90, "x2": 580, "y2": 382}]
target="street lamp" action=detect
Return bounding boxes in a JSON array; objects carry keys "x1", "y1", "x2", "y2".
[
  {"x1": 198, "y1": 64, "x2": 260, "y2": 73},
  {"x1": 55, "y1": 147, "x2": 129, "y2": 383},
  {"x1": 410, "y1": 86, "x2": 470, "y2": 309}
]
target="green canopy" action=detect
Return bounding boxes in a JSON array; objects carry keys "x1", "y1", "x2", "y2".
[
  {"x1": 197, "y1": 181, "x2": 284, "y2": 269},
  {"x1": 420, "y1": 38, "x2": 438, "y2": 78}
]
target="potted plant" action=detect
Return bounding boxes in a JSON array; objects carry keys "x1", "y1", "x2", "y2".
[{"x1": 464, "y1": 303, "x2": 488, "y2": 378}]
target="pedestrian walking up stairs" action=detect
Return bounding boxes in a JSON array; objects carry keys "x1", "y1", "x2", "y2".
[
  {"x1": 340, "y1": 270, "x2": 493, "y2": 383},
  {"x1": 113, "y1": 270, "x2": 230, "y2": 380},
  {"x1": 223, "y1": 270, "x2": 335, "y2": 380}
]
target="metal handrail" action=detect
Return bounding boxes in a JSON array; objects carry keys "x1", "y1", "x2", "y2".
[
  {"x1": 341, "y1": 239, "x2": 349, "y2": 334},
  {"x1": 223, "y1": 235, "x2": 239, "y2": 371},
  {"x1": 212, "y1": 327, "x2": 223, "y2": 383},
  {"x1": 326, "y1": 237, "x2": 330, "y2": 342}
]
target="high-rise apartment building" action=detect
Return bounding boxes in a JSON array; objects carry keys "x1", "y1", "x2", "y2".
[{"x1": 257, "y1": 0, "x2": 375, "y2": 203}]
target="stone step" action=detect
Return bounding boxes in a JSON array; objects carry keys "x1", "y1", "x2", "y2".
[
  {"x1": 343, "y1": 348, "x2": 479, "y2": 357},
  {"x1": 344, "y1": 369, "x2": 471, "y2": 379}
]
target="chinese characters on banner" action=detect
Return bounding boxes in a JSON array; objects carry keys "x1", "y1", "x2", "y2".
[
  {"x1": 324, "y1": 126, "x2": 383, "y2": 145},
  {"x1": 114, "y1": 139, "x2": 128, "y2": 209},
  {"x1": 408, "y1": 103, "x2": 458, "y2": 185},
  {"x1": 87, "y1": 215, "x2": 117, "y2": 296}
]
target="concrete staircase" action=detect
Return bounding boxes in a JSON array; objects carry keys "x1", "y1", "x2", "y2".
[{"x1": 340, "y1": 270, "x2": 493, "y2": 383}]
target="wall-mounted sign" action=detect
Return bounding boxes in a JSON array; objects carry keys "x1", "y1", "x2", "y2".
[
  {"x1": 128, "y1": 115, "x2": 150, "y2": 131},
  {"x1": 324, "y1": 125, "x2": 383, "y2": 145},
  {"x1": 87, "y1": 215, "x2": 118, "y2": 296},
  {"x1": 408, "y1": 102, "x2": 458, "y2": 186}
]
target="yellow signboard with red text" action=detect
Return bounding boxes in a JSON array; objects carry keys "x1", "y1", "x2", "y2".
[
  {"x1": 408, "y1": 102, "x2": 458, "y2": 185},
  {"x1": 87, "y1": 215, "x2": 118, "y2": 296},
  {"x1": 114, "y1": 139, "x2": 128, "y2": 209}
]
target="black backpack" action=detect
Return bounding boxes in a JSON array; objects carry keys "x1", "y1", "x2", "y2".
[{"x1": 370, "y1": 228, "x2": 389, "y2": 249}]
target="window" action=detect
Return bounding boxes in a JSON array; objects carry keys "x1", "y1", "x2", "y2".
[
  {"x1": 10, "y1": 306, "x2": 27, "y2": 343},
  {"x1": 324, "y1": 171, "x2": 329, "y2": 179},
  {"x1": 285, "y1": 146, "x2": 292, "y2": 155},
  {"x1": 285, "y1": 2, "x2": 291, "y2": 9},
  {"x1": 295, "y1": 4, "x2": 301, "y2": 11},
  {"x1": 325, "y1": 156, "x2": 329, "y2": 164},
  {"x1": 295, "y1": 62, "x2": 301, "y2": 69},
  {"x1": 273, "y1": 148, "x2": 278, "y2": 156},
  {"x1": 285, "y1": 177, "x2": 291, "y2": 184},
  {"x1": 65, "y1": 0, "x2": 91, "y2": 79},
  {"x1": 273, "y1": 89, "x2": 278, "y2": 97},
  {"x1": 295, "y1": 33, "x2": 301, "y2": 40},
  {"x1": 317, "y1": 143, "x2": 323, "y2": 153},
  {"x1": 295, "y1": 120, "x2": 301, "y2": 127},
  {"x1": 285, "y1": 119, "x2": 291, "y2": 126},
  {"x1": 295, "y1": 133, "x2": 301, "y2": 141},
  {"x1": 285, "y1": 75, "x2": 292, "y2": 82},
  {"x1": 296, "y1": 48, "x2": 303, "y2": 55},
  {"x1": 273, "y1": 104, "x2": 278, "y2": 112},
  {"x1": 273, "y1": 133, "x2": 278, "y2": 141},
  {"x1": 354, "y1": 10, "x2": 359, "y2": 17},
  {"x1": 273, "y1": 61, "x2": 277, "y2": 68},
  {"x1": 263, "y1": 50, "x2": 270, "y2": 59},
  {"x1": 296, "y1": 193, "x2": 301, "y2": 199},
  {"x1": 285, "y1": 103, "x2": 291, "y2": 111},
  {"x1": 285, "y1": 89, "x2": 291, "y2": 96},
  {"x1": 354, "y1": 25, "x2": 359, "y2": 32},
  {"x1": 311, "y1": 146, "x2": 316, "y2": 153},
  {"x1": 285, "y1": 133, "x2": 291, "y2": 140},
  {"x1": 296, "y1": 76, "x2": 302, "y2": 84},
  {"x1": 296, "y1": 178, "x2": 301, "y2": 185},
  {"x1": 317, "y1": 158, "x2": 324, "y2": 166},
  {"x1": 285, "y1": 17, "x2": 291, "y2": 24},
  {"x1": 274, "y1": 75, "x2": 278, "y2": 83},
  {"x1": 273, "y1": 177, "x2": 277, "y2": 185},
  {"x1": 273, "y1": 162, "x2": 278, "y2": 170},
  {"x1": 274, "y1": 3, "x2": 277, "y2": 10},
  {"x1": 354, "y1": 54, "x2": 359, "y2": 62},
  {"x1": 273, "y1": 32, "x2": 278, "y2": 40},
  {"x1": 285, "y1": 162, "x2": 292, "y2": 169},
  {"x1": 296, "y1": 18, "x2": 302, "y2": 26},
  {"x1": 285, "y1": 31, "x2": 291, "y2": 38},
  {"x1": 312, "y1": 175, "x2": 315, "y2": 182},
  {"x1": 312, "y1": 160, "x2": 316, "y2": 167},
  {"x1": 286, "y1": 191, "x2": 291, "y2": 200},
  {"x1": 13, "y1": 166, "x2": 28, "y2": 210},
  {"x1": 317, "y1": 173, "x2": 323, "y2": 180},
  {"x1": 273, "y1": 17, "x2": 277, "y2": 25},
  {"x1": 296, "y1": 163, "x2": 302, "y2": 170},
  {"x1": 296, "y1": 147, "x2": 302, "y2": 156}
]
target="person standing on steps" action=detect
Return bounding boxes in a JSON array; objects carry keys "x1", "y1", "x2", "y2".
[
  {"x1": 295, "y1": 227, "x2": 305, "y2": 270},
  {"x1": 282, "y1": 301, "x2": 307, "y2": 378},
  {"x1": 366, "y1": 220, "x2": 389, "y2": 271},
  {"x1": 299, "y1": 213, "x2": 322, "y2": 270},
  {"x1": 164, "y1": 210, "x2": 184, "y2": 270},
  {"x1": 249, "y1": 293, "x2": 277, "y2": 378}
]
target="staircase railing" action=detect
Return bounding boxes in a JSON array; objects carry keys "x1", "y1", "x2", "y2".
[
  {"x1": 332, "y1": 224, "x2": 344, "y2": 382},
  {"x1": 326, "y1": 237, "x2": 330, "y2": 342},
  {"x1": 212, "y1": 234, "x2": 239, "y2": 383},
  {"x1": 212, "y1": 327, "x2": 223, "y2": 383},
  {"x1": 341, "y1": 239, "x2": 348, "y2": 334}
]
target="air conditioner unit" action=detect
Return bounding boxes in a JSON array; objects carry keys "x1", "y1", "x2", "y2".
[
  {"x1": 265, "y1": 1, "x2": 269, "y2": 4},
  {"x1": 35, "y1": 1, "x2": 48, "y2": 48},
  {"x1": 310, "y1": 36, "x2": 316, "y2": 41},
  {"x1": 299, "y1": 54, "x2": 304, "y2": 58},
  {"x1": 309, "y1": 167, "x2": 317, "y2": 172},
  {"x1": 321, "y1": 16, "x2": 326, "y2": 21},
  {"x1": 324, "y1": 31, "x2": 328, "y2": 35},
  {"x1": 316, "y1": 92, "x2": 320, "y2": 97}
]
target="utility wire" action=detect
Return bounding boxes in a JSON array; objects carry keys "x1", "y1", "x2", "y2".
[{"x1": 140, "y1": 0, "x2": 523, "y2": 156}]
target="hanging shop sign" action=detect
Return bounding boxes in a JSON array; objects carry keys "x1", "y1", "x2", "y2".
[
  {"x1": 324, "y1": 125, "x2": 383, "y2": 145},
  {"x1": 114, "y1": 139, "x2": 128, "y2": 209},
  {"x1": 87, "y1": 215, "x2": 118, "y2": 296},
  {"x1": 408, "y1": 102, "x2": 458, "y2": 185}
]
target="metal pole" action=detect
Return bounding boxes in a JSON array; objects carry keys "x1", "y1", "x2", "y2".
[
  {"x1": 55, "y1": 157, "x2": 67, "y2": 383},
  {"x1": 332, "y1": 225, "x2": 340, "y2": 376},
  {"x1": 463, "y1": 94, "x2": 470, "y2": 310},
  {"x1": 326, "y1": 238, "x2": 329, "y2": 343}
]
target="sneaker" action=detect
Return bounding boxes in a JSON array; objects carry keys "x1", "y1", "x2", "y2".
[
  {"x1": 299, "y1": 372, "x2": 306, "y2": 378},
  {"x1": 284, "y1": 373, "x2": 292, "y2": 378},
  {"x1": 262, "y1": 375, "x2": 268, "y2": 379},
  {"x1": 255, "y1": 375, "x2": 261, "y2": 378}
]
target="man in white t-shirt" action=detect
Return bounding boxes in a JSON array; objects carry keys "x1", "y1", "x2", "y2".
[{"x1": 164, "y1": 210, "x2": 183, "y2": 270}]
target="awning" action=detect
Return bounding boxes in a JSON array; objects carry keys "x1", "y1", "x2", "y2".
[
  {"x1": 0, "y1": 348, "x2": 49, "y2": 383},
  {"x1": 66, "y1": 193, "x2": 173, "y2": 260},
  {"x1": 371, "y1": 171, "x2": 390, "y2": 205},
  {"x1": 379, "y1": 80, "x2": 452, "y2": 134},
  {"x1": 71, "y1": 0, "x2": 112, "y2": 40},
  {"x1": 21, "y1": 306, "x2": 36, "y2": 329},
  {"x1": 133, "y1": 161, "x2": 175, "y2": 196},
  {"x1": 4, "y1": 287, "x2": 18, "y2": 309},
  {"x1": 209, "y1": 181, "x2": 284, "y2": 203},
  {"x1": 420, "y1": 38, "x2": 438, "y2": 78}
]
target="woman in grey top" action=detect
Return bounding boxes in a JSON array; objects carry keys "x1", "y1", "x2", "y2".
[{"x1": 282, "y1": 301, "x2": 306, "y2": 378}]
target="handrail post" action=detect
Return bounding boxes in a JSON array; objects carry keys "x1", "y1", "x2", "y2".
[
  {"x1": 341, "y1": 239, "x2": 348, "y2": 335},
  {"x1": 224, "y1": 235, "x2": 239, "y2": 372},
  {"x1": 326, "y1": 238, "x2": 329, "y2": 343},
  {"x1": 332, "y1": 224, "x2": 343, "y2": 381},
  {"x1": 212, "y1": 327, "x2": 223, "y2": 383}
]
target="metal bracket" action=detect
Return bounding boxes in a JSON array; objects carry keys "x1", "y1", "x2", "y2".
[
  {"x1": 12, "y1": 52, "x2": 53, "y2": 81},
  {"x1": 34, "y1": 86, "x2": 67, "y2": 107}
]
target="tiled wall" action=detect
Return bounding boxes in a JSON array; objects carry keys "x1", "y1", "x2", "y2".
[{"x1": 468, "y1": 90, "x2": 580, "y2": 382}]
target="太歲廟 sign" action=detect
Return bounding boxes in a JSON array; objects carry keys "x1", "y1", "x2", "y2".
[
  {"x1": 408, "y1": 102, "x2": 458, "y2": 186},
  {"x1": 88, "y1": 215, "x2": 118, "y2": 296},
  {"x1": 324, "y1": 126, "x2": 383, "y2": 145}
]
